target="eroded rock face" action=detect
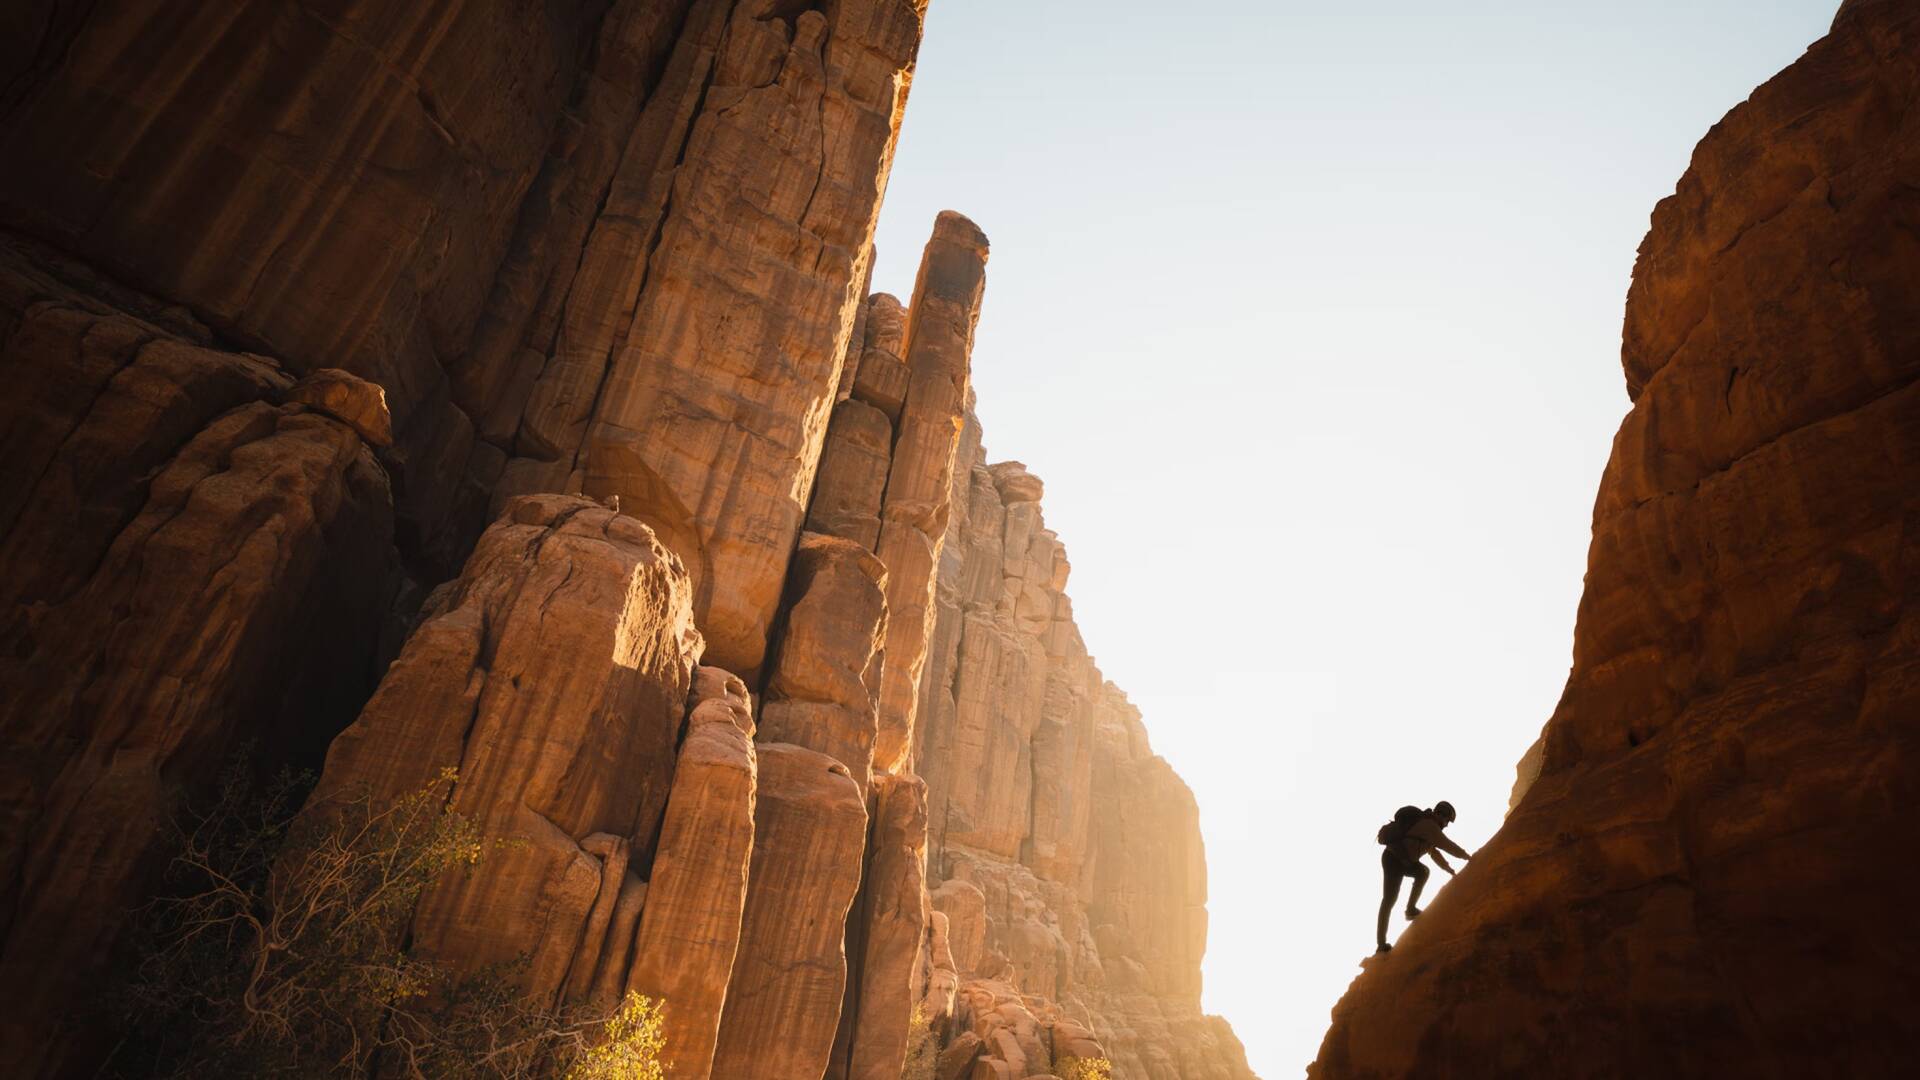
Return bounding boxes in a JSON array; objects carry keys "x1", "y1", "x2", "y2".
[
  {"x1": 761, "y1": 532, "x2": 891, "y2": 792},
  {"x1": 872, "y1": 212, "x2": 990, "y2": 773},
  {"x1": 0, "y1": 238, "x2": 397, "y2": 1074},
  {"x1": 0, "y1": 2, "x2": 629, "y2": 574},
  {"x1": 712, "y1": 742, "x2": 870, "y2": 1080},
  {"x1": 626, "y1": 667, "x2": 757, "y2": 1079},
  {"x1": 512, "y1": 0, "x2": 930, "y2": 678},
  {"x1": 1312, "y1": 3, "x2": 1920, "y2": 1076},
  {"x1": 0, "y1": 6, "x2": 1264, "y2": 1077},
  {"x1": 910, "y1": 414, "x2": 1258, "y2": 1079},
  {"x1": 313, "y1": 494, "x2": 703, "y2": 1004}
]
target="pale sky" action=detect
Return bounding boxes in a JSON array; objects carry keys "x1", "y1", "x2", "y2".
[{"x1": 870, "y1": 3, "x2": 1841, "y2": 1076}]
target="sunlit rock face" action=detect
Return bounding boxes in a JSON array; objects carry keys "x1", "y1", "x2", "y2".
[
  {"x1": 908, "y1": 421, "x2": 1258, "y2": 1080},
  {"x1": 0, "y1": 2, "x2": 1260, "y2": 1077},
  {"x1": 1313, "y1": 2, "x2": 1920, "y2": 1076}
]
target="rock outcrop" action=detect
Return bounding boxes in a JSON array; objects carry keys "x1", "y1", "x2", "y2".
[
  {"x1": 0, "y1": 3, "x2": 1258, "y2": 1078},
  {"x1": 312, "y1": 493, "x2": 704, "y2": 1003},
  {"x1": 0, "y1": 237, "x2": 397, "y2": 1075},
  {"x1": 1312, "y1": 2, "x2": 1920, "y2": 1076}
]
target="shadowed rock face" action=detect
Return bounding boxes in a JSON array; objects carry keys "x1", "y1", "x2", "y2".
[
  {"x1": 1312, "y1": 3, "x2": 1920, "y2": 1077},
  {"x1": 0, "y1": 237, "x2": 398, "y2": 1075}
]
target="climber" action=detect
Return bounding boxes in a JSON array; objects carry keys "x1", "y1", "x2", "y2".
[{"x1": 1374, "y1": 800, "x2": 1471, "y2": 954}]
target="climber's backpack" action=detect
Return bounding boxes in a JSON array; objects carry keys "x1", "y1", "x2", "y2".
[{"x1": 1376, "y1": 804, "x2": 1424, "y2": 847}]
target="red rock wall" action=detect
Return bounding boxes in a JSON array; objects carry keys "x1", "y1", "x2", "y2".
[
  {"x1": 0, "y1": 237, "x2": 398, "y2": 1075},
  {"x1": 1311, "y1": 2, "x2": 1920, "y2": 1076},
  {"x1": 0, "y1": 3, "x2": 1260, "y2": 1078}
]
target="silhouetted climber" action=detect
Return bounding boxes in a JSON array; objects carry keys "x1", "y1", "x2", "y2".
[{"x1": 1374, "y1": 800, "x2": 1471, "y2": 954}]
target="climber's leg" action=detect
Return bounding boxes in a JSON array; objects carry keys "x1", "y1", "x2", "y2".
[
  {"x1": 1377, "y1": 849, "x2": 1404, "y2": 952},
  {"x1": 1405, "y1": 860, "x2": 1431, "y2": 918}
]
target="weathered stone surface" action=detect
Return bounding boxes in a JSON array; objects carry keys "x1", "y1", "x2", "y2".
[
  {"x1": 761, "y1": 532, "x2": 891, "y2": 790},
  {"x1": 837, "y1": 773, "x2": 932, "y2": 1080},
  {"x1": 313, "y1": 494, "x2": 702, "y2": 1004},
  {"x1": 807, "y1": 399, "x2": 895, "y2": 550},
  {"x1": 626, "y1": 666, "x2": 757, "y2": 1080},
  {"x1": 0, "y1": 3, "x2": 624, "y2": 572},
  {"x1": 1312, "y1": 4, "x2": 1920, "y2": 1077},
  {"x1": 287, "y1": 368, "x2": 395, "y2": 449},
  {"x1": 873, "y1": 212, "x2": 990, "y2": 772},
  {"x1": 514, "y1": 0, "x2": 928, "y2": 678},
  {"x1": 851, "y1": 293, "x2": 911, "y2": 422},
  {"x1": 712, "y1": 742, "x2": 870, "y2": 1080},
  {"x1": 0, "y1": 237, "x2": 396, "y2": 1074}
]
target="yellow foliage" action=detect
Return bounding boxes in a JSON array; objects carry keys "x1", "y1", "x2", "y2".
[
  {"x1": 900, "y1": 1003, "x2": 937, "y2": 1080},
  {"x1": 565, "y1": 992, "x2": 669, "y2": 1080},
  {"x1": 1059, "y1": 1057, "x2": 1114, "y2": 1080}
]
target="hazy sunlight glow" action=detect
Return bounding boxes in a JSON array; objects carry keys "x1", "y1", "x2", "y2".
[{"x1": 871, "y1": 3, "x2": 1839, "y2": 1075}]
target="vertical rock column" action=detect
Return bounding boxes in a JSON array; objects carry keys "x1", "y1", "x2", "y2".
[
  {"x1": 837, "y1": 773, "x2": 933, "y2": 1080},
  {"x1": 711, "y1": 743, "x2": 870, "y2": 1080},
  {"x1": 759, "y1": 533, "x2": 891, "y2": 791},
  {"x1": 624, "y1": 667, "x2": 758, "y2": 1080},
  {"x1": 503, "y1": 0, "x2": 929, "y2": 678},
  {"x1": 872, "y1": 212, "x2": 991, "y2": 773},
  {"x1": 311, "y1": 494, "x2": 703, "y2": 1002}
]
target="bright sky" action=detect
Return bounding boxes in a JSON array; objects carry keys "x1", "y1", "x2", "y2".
[{"x1": 870, "y1": 3, "x2": 1840, "y2": 1076}]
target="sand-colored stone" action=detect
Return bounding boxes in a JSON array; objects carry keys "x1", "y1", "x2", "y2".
[
  {"x1": 312, "y1": 494, "x2": 702, "y2": 1005},
  {"x1": 557, "y1": 1, "x2": 927, "y2": 678},
  {"x1": 873, "y1": 212, "x2": 991, "y2": 772},
  {"x1": 807, "y1": 399, "x2": 896, "y2": 550},
  {"x1": 0, "y1": 239, "x2": 396, "y2": 1075},
  {"x1": 837, "y1": 773, "x2": 933, "y2": 1080},
  {"x1": 626, "y1": 666, "x2": 757, "y2": 1079},
  {"x1": 852, "y1": 293, "x2": 912, "y2": 422},
  {"x1": 761, "y1": 533, "x2": 891, "y2": 789},
  {"x1": 1311, "y1": 4, "x2": 1920, "y2": 1076},
  {"x1": 712, "y1": 742, "x2": 870, "y2": 1080}
]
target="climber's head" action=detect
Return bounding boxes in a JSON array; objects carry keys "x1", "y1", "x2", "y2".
[{"x1": 1433, "y1": 800, "x2": 1457, "y2": 825}]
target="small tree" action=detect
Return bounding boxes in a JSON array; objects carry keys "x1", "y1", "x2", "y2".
[{"x1": 108, "y1": 763, "x2": 665, "y2": 1079}]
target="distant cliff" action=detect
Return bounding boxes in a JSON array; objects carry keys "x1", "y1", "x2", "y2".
[
  {"x1": 1312, "y1": 1, "x2": 1920, "y2": 1075},
  {"x1": 0, "y1": 2, "x2": 1254, "y2": 1077}
]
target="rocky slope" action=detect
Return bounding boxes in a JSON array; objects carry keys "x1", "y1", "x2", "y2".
[
  {"x1": 1312, "y1": 1, "x2": 1920, "y2": 1076},
  {"x1": 0, "y1": 2, "x2": 1253, "y2": 1077}
]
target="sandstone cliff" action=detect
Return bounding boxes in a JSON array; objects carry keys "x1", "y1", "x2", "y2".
[
  {"x1": 1312, "y1": 1, "x2": 1920, "y2": 1076},
  {"x1": 0, "y1": 2, "x2": 1254, "y2": 1077}
]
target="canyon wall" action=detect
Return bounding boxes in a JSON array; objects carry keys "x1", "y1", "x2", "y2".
[
  {"x1": 0, "y1": 2, "x2": 1255, "y2": 1077},
  {"x1": 1312, "y1": 1, "x2": 1920, "y2": 1076}
]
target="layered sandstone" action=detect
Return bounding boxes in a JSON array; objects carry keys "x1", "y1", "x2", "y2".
[
  {"x1": 506, "y1": 0, "x2": 929, "y2": 678},
  {"x1": 626, "y1": 667, "x2": 757, "y2": 1076},
  {"x1": 313, "y1": 493, "x2": 704, "y2": 1003},
  {"x1": 0, "y1": 4, "x2": 1263, "y2": 1078},
  {"x1": 1312, "y1": 2, "x2": 1920, "y2": 1076},
  {"x1": 0, "y1": 237, "x2": 397, "y2": 1075}
]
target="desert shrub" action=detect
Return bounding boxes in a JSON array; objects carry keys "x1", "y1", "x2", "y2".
[
  {"x1": 105, "y1": 763, "x2": 664, "y2": 1079},
  {"x1": 563, "y1": 992, "x2": 667, "y2": 1080},
  {"x1": 899, "y1": 1003, "x2": 937, "y2": 1080},
  {"x1": 1059, "y1": 1057, "x2": 1115, "y2": 1080}
]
